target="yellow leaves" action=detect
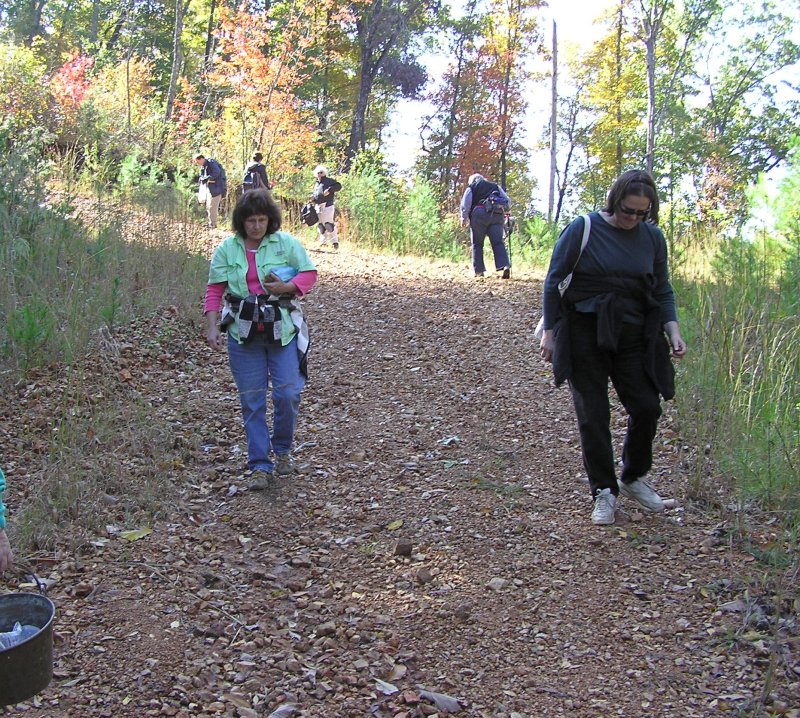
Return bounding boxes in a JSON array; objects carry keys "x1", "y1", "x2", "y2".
[
  {"x1": 387, "y1": 519, "x2": 404, "y2": 531},
  {"x1": 119, "y1": 527, "x2": 152, "y2": 542}
]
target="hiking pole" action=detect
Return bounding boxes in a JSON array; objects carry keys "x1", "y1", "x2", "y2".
[{"x1": 504, "y1": 214, "x2": 515, "y2": 278}]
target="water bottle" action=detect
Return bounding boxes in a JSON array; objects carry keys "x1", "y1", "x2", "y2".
[{"x1": 0, "y1": 622, "x2": 40, "y2": 650}]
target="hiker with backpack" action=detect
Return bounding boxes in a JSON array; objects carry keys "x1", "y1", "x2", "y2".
[
  {"x1": 194, "y1": 153, "x2": 228, "y2": 229},
  {"x1": 242, "y1": 152, "x2": 273, "y2": 193},
  {"x1": 460, "y1": 173, "x2": 511, "y2": 279},
  {"x1": 538, "y1": 169, "x2": 687, "y2": 526},
  {"x1": 311, "y1": 165, "x2": 342, "y2": 250}
]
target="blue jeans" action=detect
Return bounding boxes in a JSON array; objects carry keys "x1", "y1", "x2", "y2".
[
  {"x1": 227, "y1": 334, "x2": 305, "y2": 472},
  {"x1": 470, "y1": 207, "x2": 509, "y2": 274}
]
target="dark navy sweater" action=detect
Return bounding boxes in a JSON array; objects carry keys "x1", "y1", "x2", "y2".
[{"x1": 542, "y1": 212, "x2": 677, "y2": 330}]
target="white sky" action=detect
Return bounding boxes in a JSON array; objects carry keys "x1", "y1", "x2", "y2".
[{"x1": 384, "y1": 0, "x2": 615, "y2": 210}]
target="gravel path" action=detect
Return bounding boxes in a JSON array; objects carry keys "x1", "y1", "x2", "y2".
[{"x1": 2, "y1": 243, "x2": 796, "y2": 718}]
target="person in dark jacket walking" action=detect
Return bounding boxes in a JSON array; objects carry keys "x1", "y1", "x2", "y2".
[
  {"x1": 311, "y1": 165, "x2": 342, "y2": 249},
  {"x1": 195, "y1": 153, "x2": 228, "y2": 229},
  {"x1": 539, "y1": 169, "x2": 687, "y2": 526},
  {"x1": 242, "y1": 152, "x2": 273, "y2": 193},
  {"x1": 460, "y1": 173, "x2": 511, "y2": 278}
]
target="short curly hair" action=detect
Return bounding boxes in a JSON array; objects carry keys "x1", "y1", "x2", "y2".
[
  {"x1": 231, "y1": 189, "x2": 282, "y2": 238},
  {"x1": 603, "y1": 169, "x2": 660, "y2": 224}
]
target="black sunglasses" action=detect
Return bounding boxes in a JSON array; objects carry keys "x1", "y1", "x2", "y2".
[{"x1": 618, "y1": 204, "x2": 650, "y2": 218}]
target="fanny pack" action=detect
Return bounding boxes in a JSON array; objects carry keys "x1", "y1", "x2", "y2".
[{"x1": 221, "y1": 293, "x2": 283, "y2": 343}]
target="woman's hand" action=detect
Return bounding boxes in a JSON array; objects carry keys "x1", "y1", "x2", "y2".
[
  {"x1": 0, "y1": 530, "x2": 13, "y2": 572},
  {"x1": 263, "y1": 276, "x2": 297, "y2": 297},
  {"x1": 206, "y1": 326, "x2": 224, "y2": 350},
  {"x1": 205, "y1": 311, "x2": 225, "y2": 350},
  {"x1": 540, "y1": 329, "x2": 554, "y2": 363},
  {"x1": 664, "y1": 321, "x2": 687, "y2": 359}
]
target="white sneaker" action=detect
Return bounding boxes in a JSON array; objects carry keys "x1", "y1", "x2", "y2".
[
  {"x1": 617, "y1": 479, "x2": 665, "y2": 513},
  {"x1": 591, "y1": 488, "x2": 617, "y2": 525}
]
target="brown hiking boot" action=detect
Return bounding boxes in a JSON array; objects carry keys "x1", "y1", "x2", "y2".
[
  {"x1": 274, "y1": 455, "x2": 295, "y2": 477},
  {"x1": 248, "y1": 470, "x2": 275, "y2": 491}
]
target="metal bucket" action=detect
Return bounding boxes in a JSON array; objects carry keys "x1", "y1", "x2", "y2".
[{"x1": 0, "y1": 593, "x2": 55, "y2": 706}]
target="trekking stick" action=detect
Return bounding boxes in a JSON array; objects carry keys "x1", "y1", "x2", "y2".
[{"x1": 505, "y1": 214, "x2": 514, "y2": 278}]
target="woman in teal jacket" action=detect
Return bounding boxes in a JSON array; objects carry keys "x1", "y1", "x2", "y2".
[
  {"x1": 204, "y1": 190, "x2": 317, "y2": 490},
  {"x1": 0, "y1": 467, "x2": 13, "y2": 571}
]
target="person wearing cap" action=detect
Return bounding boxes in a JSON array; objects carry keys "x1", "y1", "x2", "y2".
[
  {"x1": 311, "y1": 165, "x2": 342, "y2": 249},
  {"x1": 194, "y1": 153, "x2": 228, "y2": 229}
]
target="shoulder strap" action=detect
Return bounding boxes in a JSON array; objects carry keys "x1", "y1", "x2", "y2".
[
  {"x1": 557, "y1": 214, "x2": 592, "y2": 296},
  {"x1": 577, "y1": 213, "x2": 591, "y2": 255}
]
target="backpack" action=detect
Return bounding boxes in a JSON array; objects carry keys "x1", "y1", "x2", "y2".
[
  {"x1": 300, "y1": 202, "x2": 319, "y2": 227},
  {"x1": 242, "y1": 165, "x2": 265, "y2": 192},
  {"x1": 484, "y1": 189, "x2": 510, "y2": 215}
]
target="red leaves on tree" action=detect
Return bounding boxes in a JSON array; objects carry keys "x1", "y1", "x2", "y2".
[{"x1": 51, "y1": 52, "x2": 94, "y2": 116}]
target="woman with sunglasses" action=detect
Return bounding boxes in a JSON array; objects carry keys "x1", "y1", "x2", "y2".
[{"x1": 539, "y1": 169, "x2": 687, "y2": 525}]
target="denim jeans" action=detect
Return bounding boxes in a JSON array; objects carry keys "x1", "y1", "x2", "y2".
[
  {"x1": 227, "y1": 334, "x2": 305, "y2": 472},
  {"x1": 470, "y1": 207, "x2": 509, "y2": 274},
  {"x1": 567, "y1": 312, "x2": 662, "y2": 496}
]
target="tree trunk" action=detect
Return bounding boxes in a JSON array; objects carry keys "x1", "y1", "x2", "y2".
[
  {"x1": 548, "y1": 20, "x2": 558, "y2": 224},
  {"x1": 27, "y1": 0, "x2": 46, "y2": 45},
  {"x1": 345, "y1": 67, "x2": 374, "y2": 171},
  {"x1": 126, "y1": 50, "x2": 133, "y2": 141},
  {"x1": 615, "y1": 1, "x2": 623, "y2": 175},
  {"x1": 444, "y1": 40, "x2": 468, "y2": 199},
  {"x1": 90, "y1": 0, "x2": 99, "y2": 43},
  {"x1": 344, "y1": 0, "x2": 427, "y2": 172},
  {"x1": 318, "y1": 7, "x2": 333, "y2": 139},
  {"x1": 644, "y1": 30, "x2": 656, "y2": 174},
  {"x1": 105, "y1": 1, "x2": 131, "y2": 53},
  {"x1": 164, "y1": 0, "x2": 186, "y2": 123},
  {"x1": 203, "y1": 0, "x2": 217, "y2": 71},
  {"x1": 499, "y1": 57, "x2": 512, "y2": 187}
]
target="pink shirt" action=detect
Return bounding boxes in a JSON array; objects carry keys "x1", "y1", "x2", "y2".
[{"x1": 204, "y1": 250, "x2": 317, "y2": 313}]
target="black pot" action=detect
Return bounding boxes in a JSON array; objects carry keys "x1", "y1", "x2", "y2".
[{"x1": 0, "y1": 593, "x2": 55, "y2": 706}]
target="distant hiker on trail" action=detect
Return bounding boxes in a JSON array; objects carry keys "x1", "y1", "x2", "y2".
[
  {"x1": 204, "y1": 190, "x2": 317, "y2": 492},
  {"x1": 0, "y1": 466, "x2": 13, "y2": 571},
  {"x1": 460, "y1": 173, "x2": 511, "y2": 279},
  {"x1": 194, "y1": 153, "x2": 228, "y2": 229},
  {"x1": 311, "y1": 165, "x2": 342, "y2": 250},
  {"x1": 242, "y1": 152, "x2": 273, "y2": 193},
  {"x1": 539, "y1": 169, "x2": 688, "y2": 526}
]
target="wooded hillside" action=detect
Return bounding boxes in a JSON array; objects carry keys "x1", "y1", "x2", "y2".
[{"x1": 1, "y1": 0, "x2": 798, "y2": 228}]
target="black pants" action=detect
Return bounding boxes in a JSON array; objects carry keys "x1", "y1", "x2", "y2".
[{"x1": 567, "y1": 312, "x2": 662, "y2": 496}]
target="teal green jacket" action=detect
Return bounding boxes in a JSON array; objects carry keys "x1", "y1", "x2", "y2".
[
  {"x1": 0, "y1": 467, "x2": 6, "y2": 530},
  {"x1": 208, "y1": 232, "x2": 316, "y2": 344}
]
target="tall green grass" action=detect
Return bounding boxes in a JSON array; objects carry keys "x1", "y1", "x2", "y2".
[
  {"x1": 674, "y1": 231, "x2": 799, "y2": 543},
  {"x1": 339, "y1": 170, "x2": 465, "y2": 262},
  {"x1": 0, "y1": 139, "x2": 209, "y2": 381}
]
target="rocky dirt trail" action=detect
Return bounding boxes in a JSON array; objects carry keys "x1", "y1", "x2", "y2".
[{"x1": 1, "y1": 242, "x2": 797, "y2": 718}]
